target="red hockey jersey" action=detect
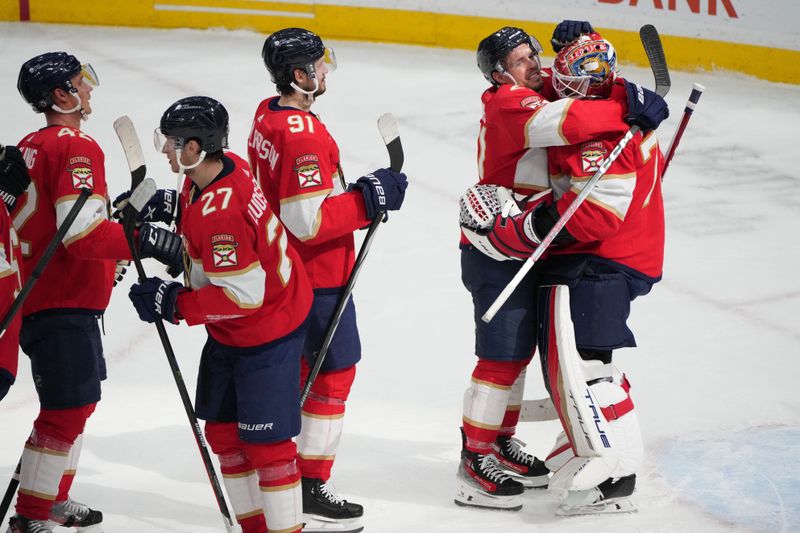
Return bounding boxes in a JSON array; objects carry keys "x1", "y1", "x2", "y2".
[
  {"x1": 463, "y1": 73, "x2": 632, "y2": 245},
  {"x1": 547, "y1": 84, "x2": 665, "y2": 278},
  {"x1": 248, "y1": 97, "x2": 370, "y2": 289},
  {"x1": 176, "y1": 153, "x2": 312, "y2": 347},
  {"x1": 14, "y1": 126, "x2": 131, "y2": 316},
  {"x1": 0, "y1": 205, "x2": 22, "y2": 383}
]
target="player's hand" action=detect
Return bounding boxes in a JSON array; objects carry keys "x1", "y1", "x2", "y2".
[
  {"x1": 137, "y1": 223, "x2": 184, "y2": 276},
  {"x1": 353, "y1": 168, "x2": 408, "y2": 219},
  {"x1": 113, "y1": 188, "x2": 177, "y2": 225},
  {"x1": 624, "y1": 82, "x2": 669, "y2": 131},
  {"x1": 0, "y1": 145, "x2": 32, "y2": 210},
  {"x1": 551, "y1": 20, "x2": 593, "y2": 53},
  {"x1": 129, "y1": 276, "x2": 183, "y2": 324},
  {"x1": 113, "y1": 260, "x2": 130, "y2": 287}
]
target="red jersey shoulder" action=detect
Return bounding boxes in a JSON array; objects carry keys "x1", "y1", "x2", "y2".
[{"x1": 486, "y1": 84, "x2": 548, "y2": 114}]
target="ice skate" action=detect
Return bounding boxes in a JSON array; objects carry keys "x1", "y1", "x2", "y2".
[
  {"x1": 7, "y1": 515, "x2": 54, "y2": 533},
  {"x1": 47, "y1": 498, "x2": 103, "y2": 531},
  {"x1": 556, "y1": 474, "x2": 637, "y2": 516},
  {"x1": 492, "y1": 435, "x2": 549, "y2": 488},
  {"x1": 301, "y1": 477, "x2": 363, "y2": 533},
  {"x1": 454, "y1": 447, "x2": 524, "y2": 511}
]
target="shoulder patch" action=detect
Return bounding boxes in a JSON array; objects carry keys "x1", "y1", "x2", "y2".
[
  {"x1": 581, "y1": 141, "x2": 608, "y2": 173},
  {"x1": 211, "y1": 233, "x2": 239, "y2": 268},
  {"x1": 295, "y1": 154, "x2": 322, "y2": 188},
  {"x1": 67, "y1": 156, "x2": 94, "y2": 190},
  {"x1": 520, "y1": 95, "x2": 546, "y2": 111}
]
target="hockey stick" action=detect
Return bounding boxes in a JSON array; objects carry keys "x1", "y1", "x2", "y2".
[
  {"x1": 519, "y1": 397, "x2": 558, "y2": 422},
  {"x1": 113, "y1": 117, "x2": 236, "y2": 532},
  {"x1": 662, "y1": 82, "x2": 705, "y2": 180},
  {"x1": 0, "y1": 184, "x2": 92, "y2": 522},
  {"x1": 0, "y1": 188, "x2": 91, "y2": 337},
  {"x1": 300, "y1": 113, "x2": 403, "y2": 407},
  {"x1": 482, "y1": 24, "x2": 671, "y2": 323}
]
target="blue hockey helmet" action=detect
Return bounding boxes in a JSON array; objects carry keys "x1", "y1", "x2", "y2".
[
  {"x1": 17, "y1": 52, "x2": 96, "y2": 113},
  {"x1": 477, "y1": 27, "x2": 543, "y2": 86},
  {"x1": 262, "y1": 28, "x2": 335, "y2": 87},
  {"x1": 157, "y1": 96, "x2": 229, "y2": 153}
]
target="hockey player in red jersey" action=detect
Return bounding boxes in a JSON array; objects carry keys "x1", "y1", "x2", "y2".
[
  {"x1": 128, "y1": 96, "x2": 313, "y2": 533},
  {"x1": 7, "y1": 52, "x2": 184, "y2": 533},
  {"x1": 477, "y1": 31, "x2": 666, "y2": 516},
  {"x1": 456, "y1": 22, "x2": 668, "y2": 511},
  {"x1": 249, "y1": 28, "x2": 407, "y2": 532},
  {"x1": 0, "y1": 145, "x2": 30, "y2": 402}
]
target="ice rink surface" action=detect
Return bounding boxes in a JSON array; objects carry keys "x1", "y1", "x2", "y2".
[{"x1": 1, "y1": 21, "x2": 799, "y2": 533}]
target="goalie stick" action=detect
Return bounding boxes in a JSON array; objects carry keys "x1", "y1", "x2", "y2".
[
  {"x1": 301, "y1": 113, "x2": 404, "y2": 406},
  {"x1": 482, "y1": 24, "x2": 671, "y2": 323},
  {"x1": 662, "y1": 82, "x2": 705, "y2": 180},
  {"x1": 113, "y1": 116, "x2": 236, "y2": 532}
]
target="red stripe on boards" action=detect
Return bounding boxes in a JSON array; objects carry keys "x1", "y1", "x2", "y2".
[{"x1": 19, "y1": 0, "x2": 30, "y2": 21}]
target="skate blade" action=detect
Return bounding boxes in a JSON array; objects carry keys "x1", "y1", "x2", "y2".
[
  {"x1": 302, "y1": 513, "x2": 364, "y2": 532},
  {"x1": 47, "y1": 522, "x2": 104, "y2": 532},
  {"x1": 507, "y1": 472, "x2": 549, "y2": 489},
  {"x1": 556, "y1": 497, "x2": 637, "y2": 517},
  {"x1": 454, "y1": 483, "x2": 523, "y2": 511}
]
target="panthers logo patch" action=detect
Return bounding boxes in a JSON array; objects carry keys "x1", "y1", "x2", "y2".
[
  {"x1": 211, "y1": 233, "x2": 238, "y2": 268},
  {"x1": 68, "y1": 156, "x2": 94, "y2": 190},
  {"x1": 295, "y1": 154, "x2": 322, "y2": 188},
  {"x1": 581, "y1": 141, "x2": 607, "y2": 173}
]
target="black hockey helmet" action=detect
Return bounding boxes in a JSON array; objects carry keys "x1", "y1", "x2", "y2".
[
  {"x1": 262, "y1": 27, "x2": 326, "y2": 86},
  {"x1": 18, "y1": 52, "x2": 83, "y2": 113},
  {"x1": 477, "y1": 27, "x2": 543, "y2": 86},
  {"x1": 159, "y1": 96, "x2": 229, "y2": 153}
]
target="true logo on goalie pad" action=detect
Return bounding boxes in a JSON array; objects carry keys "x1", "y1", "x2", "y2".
[
  {"x1": 211, "y1": 233, "x2": 238, "y2": 268},
  {"x1": 295, "y1": 154, "x2": 322, "y2": 188},
  {"x1": 68, "y1": 156, "x2": 94, "y2": 190},
  {"x1": 581, "y1": 141, "x2": 607, "y2": 173}
]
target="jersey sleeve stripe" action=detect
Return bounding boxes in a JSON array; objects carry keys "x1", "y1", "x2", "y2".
[
  {"x1": 209, "y1": 261, "x2": 266, "y2": 308},
  {"x1": 569, "y1": 173, "x2": 636, "y2": 220},
  {"x1": 280, "y1": 191, "x2": 328, "y2": 241},
  {"x1": 55, "y1": 195, "x2": 107, "y2": 246},
  {"x1": 525, "y1": 99, "x2": 572, "y2": 148}
]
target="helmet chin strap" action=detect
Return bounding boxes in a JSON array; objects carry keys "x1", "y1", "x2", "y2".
[
  {"x1": 52, "y1": 90, "x2": 89, "y2": 121},
  {"x1": 290, "y1": 74, "x2": 319, "y2": 104}
]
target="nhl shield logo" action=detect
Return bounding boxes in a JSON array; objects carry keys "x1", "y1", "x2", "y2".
[
  {"x1": 295, "y1": 154, "x2": 322, "y2": 188},
  {"x1": 211, "y1": 234, "x2": 239, "y2": 268},
  {"x1": 68, "y1": 156, "x2": 94, "y2": 190},
  {"x1": 581, "y1": 141, "x2": 607, "y2": 173}
]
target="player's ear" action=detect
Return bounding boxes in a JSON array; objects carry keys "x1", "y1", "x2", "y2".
[
  {"x1": 186, "y1": 139, "x2": 202, "y2": 156},
  {"x1": 292, "y1": 66, "x2": 305, "y2": 85}
]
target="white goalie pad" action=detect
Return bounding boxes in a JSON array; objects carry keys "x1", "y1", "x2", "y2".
[
  {"x1": 459, "y1": 184, "x2": 521, "y2": 262},
  {"x1": 543, "y1": 285, "x2": 619, "y2": 491}
]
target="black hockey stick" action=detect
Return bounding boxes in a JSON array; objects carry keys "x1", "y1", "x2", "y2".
[
  {"x1": 662, "y1": 82, "x2": 705, "y2": 180},
  {"x1": 300, "y1": 113, "x2": 403, "y2": 407},
  {"x1": 482, "y1": 25, "x2": 671, "y2": 323},
  {"x1": 0, "y1": 185, "x2": 92, "y2": 523},
  {"x1": 0, "y1": 187, "x2": 91, "y2": 337},
  {"x1": 113, "y1": 117, "x2": 236, "y2": 532}
]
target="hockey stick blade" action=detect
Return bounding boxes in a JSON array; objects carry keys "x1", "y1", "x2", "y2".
[
  {"x1": 113, "y1": 116, "x2": 147, "y2": 191},
  {"x1": 519, "y1": 398, "x2": 559, "y2": 422},
  {"x1": 128, "y1": 178, "x2": 157, "y2": 214},
  {"x1": 639, "y1": 25, "x2": 671, "y2": 97},
  {"x1": 377, "y1": 113, "x2": 404, "y2": 172}
]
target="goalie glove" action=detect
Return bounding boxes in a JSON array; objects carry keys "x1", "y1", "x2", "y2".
[{"x1": 460, "y1": 184, "x2": 550, "y2": 261}]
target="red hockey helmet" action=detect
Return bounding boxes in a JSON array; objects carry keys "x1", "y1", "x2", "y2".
[{"x1": 552, "y1": 32, "x2": 617, "y2": 99}]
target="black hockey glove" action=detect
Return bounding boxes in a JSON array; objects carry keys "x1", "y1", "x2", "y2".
[
  {"x1": 129, "y1": 276, "x2": 183, "y2": 324},
  {"x1": 0, "y1": 145, "x2": 32, "y2": 210},
  {"x1": 138, "y1": 223, "x2": 184, "y2": 277},
  {"x1": 352, "y1": 168, "x2": 408, "y2": 219},
  {"x1": 624, "y1": 81, "x2": 670, "y2": 131},
  {"x1": 551, "y1": 20, "x2": 593, "y2": 53},
  {"x1": 113, "y1": 188, "x2": 177, "y2": 225}
]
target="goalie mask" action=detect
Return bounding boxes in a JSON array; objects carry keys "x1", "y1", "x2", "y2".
[{"x1": 552, "y1": 33, "x2": 617, "y2": 99}]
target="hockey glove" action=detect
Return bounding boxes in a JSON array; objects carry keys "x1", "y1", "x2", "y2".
[
  {"x1": 485, "y1": 203, "x2": 546, "y2": 261},
  {"x1": 624, "y1": 81, "x2": 669, "y2": 131},
  {"x1": 353, "y1": 168, "x2": 408, "y2": 219},
  {"x1": 129, "y1": 276, "x2": 183, "y2": 324},
  {"x1": 113, "y1": 188, "x2": 177, "y2": 225},
  {"x1": 138, "y1": 223, "x2": 184, "y2": 277},
  {"x1": 113, "y1": 260, "x2": 130, "y2": 287},
  {"x1": 0, "y1": 145, "x2": 32, "y2": 210},
  {"x1": 551, "y1": 20, "x2": 593, "y2": 53}
]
